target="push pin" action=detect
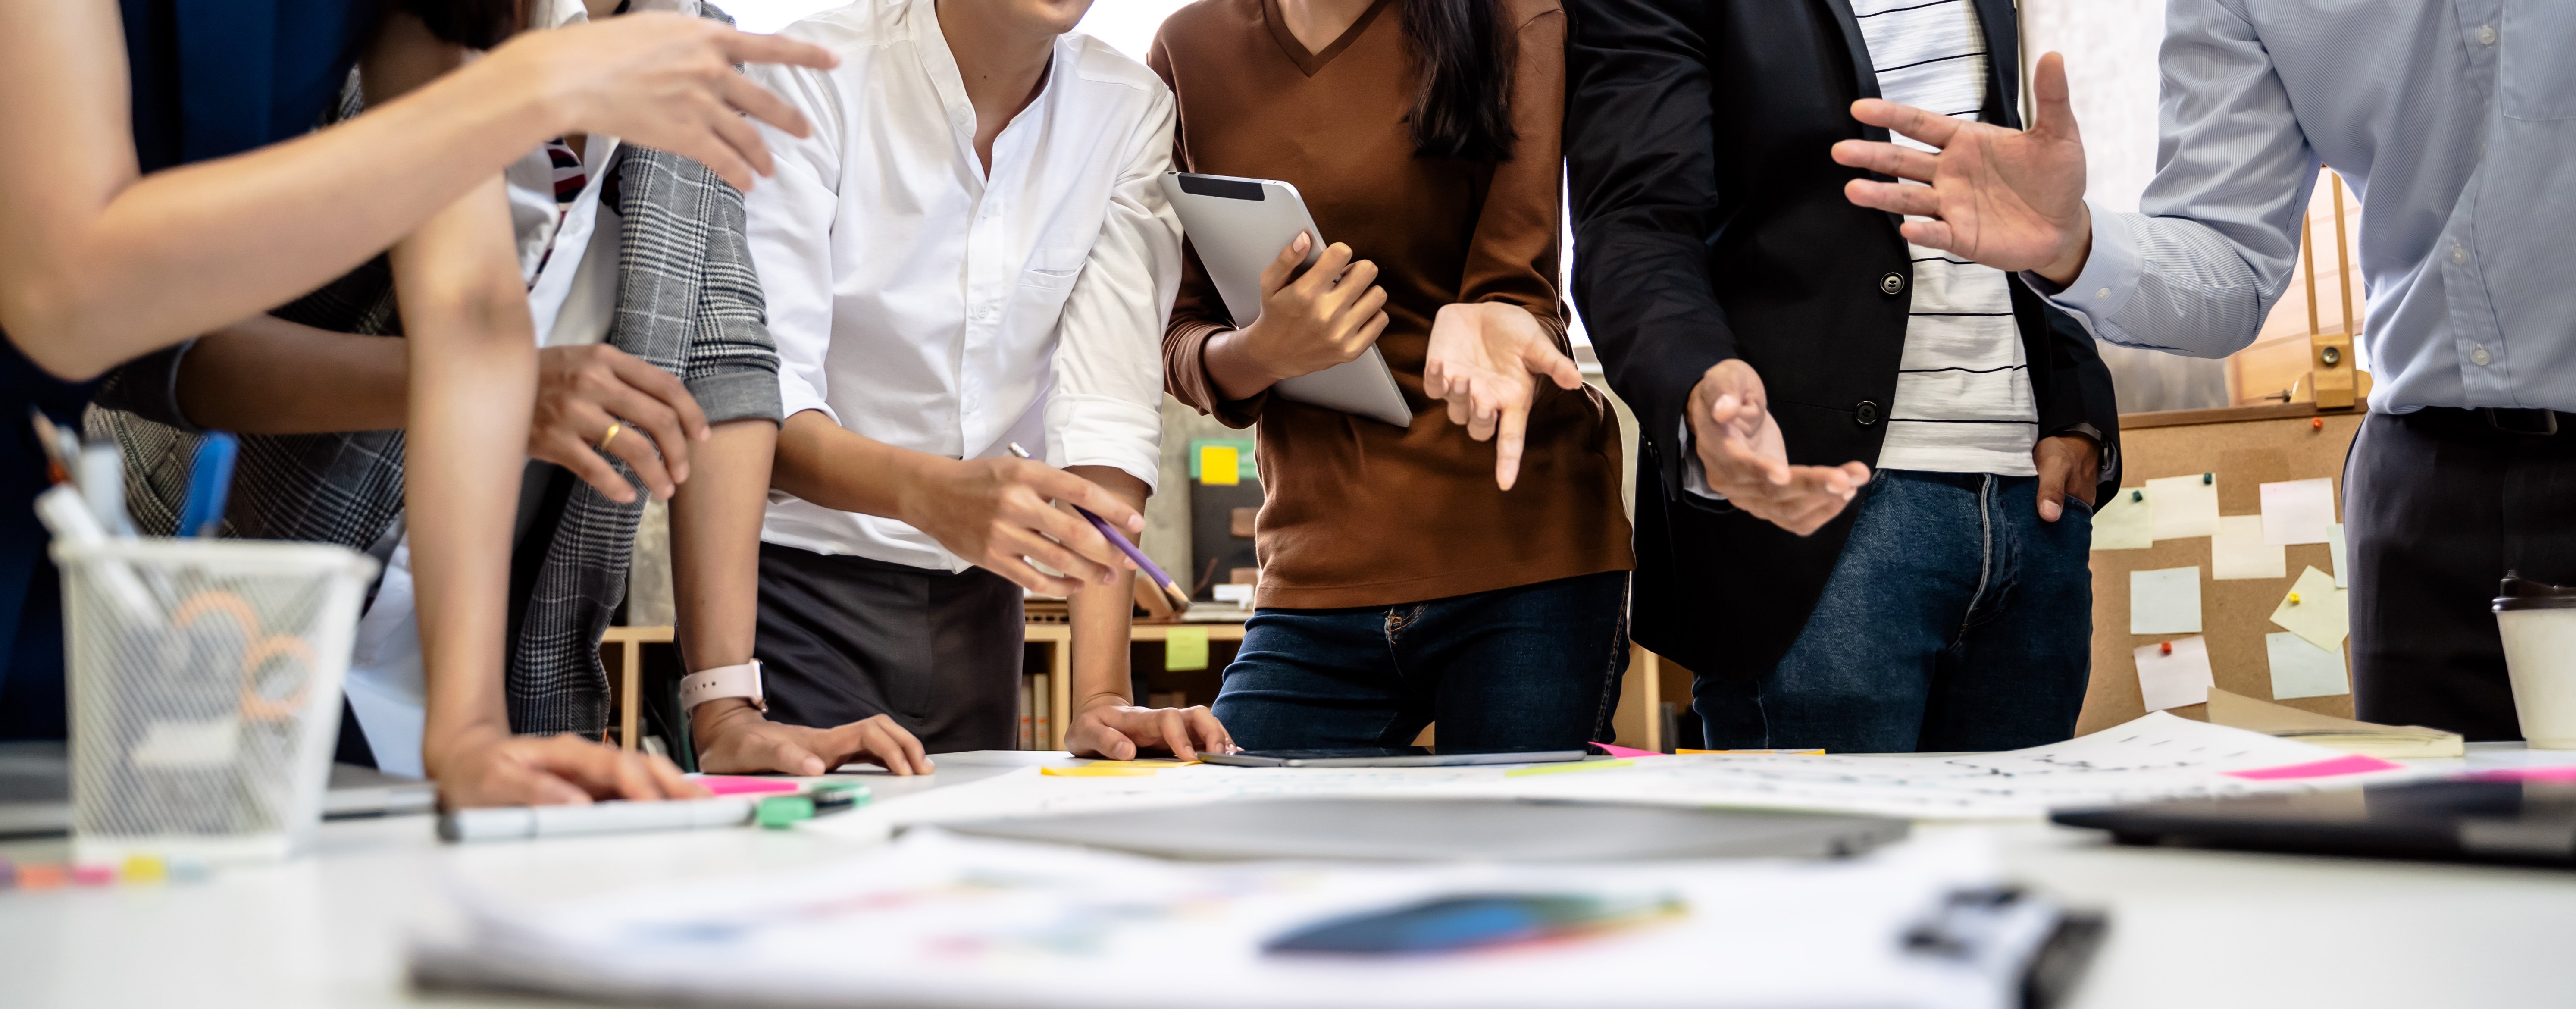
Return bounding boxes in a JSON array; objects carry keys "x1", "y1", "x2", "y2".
[
  {"x1": 2131, "y1": 489, "x2": 2143, "y2": 503},
  {"x1": 2313, "y1": 417, "x2": 2325, "y2": 431},
  {"x1": 2202, "y1": 472, "x2": 2213, "y2": 485},
  {"x1": 2160, "y1": 641, "x2": 2173, "y2": 656},
  {"x1": 2288, "y1": 592, "x2": 2302, "y2": 605}
]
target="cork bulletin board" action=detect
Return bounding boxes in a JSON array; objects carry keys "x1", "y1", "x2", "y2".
[{"x1": 2077, "y1": 402, "x2": 2367, "y2": 735}]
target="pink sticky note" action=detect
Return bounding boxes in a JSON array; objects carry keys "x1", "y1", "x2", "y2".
[
  {"x1": 1591, "y1": 743, "x2": 1665, "y2": 759},
  {"x1": 695, "y1": 776, "x2": 804, "y2": 796},
  {"x1": 2225, "y1": 754, "x2": 2403, "y2": 780}
]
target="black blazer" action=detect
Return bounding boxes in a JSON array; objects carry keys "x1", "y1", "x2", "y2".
[{"x1": 1565, "y1": 0, "x2": 2122, "y2": 683}]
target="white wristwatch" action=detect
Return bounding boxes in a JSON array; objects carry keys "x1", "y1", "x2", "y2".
[{"x1": 678, "y1": 660, "x2": 765, "y2": 713}]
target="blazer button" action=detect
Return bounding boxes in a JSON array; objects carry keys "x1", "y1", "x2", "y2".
[
  {"x1": 1879, "y1": 272, "x2": 1906, "y2": 296},
  {"x1": 1855, "y1": 400, "x2": 1881, "y2": 426}
]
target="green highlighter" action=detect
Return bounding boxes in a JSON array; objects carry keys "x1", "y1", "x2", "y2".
[{"x1": 755, "y1": 782, "x2": 874, "y2": 830}]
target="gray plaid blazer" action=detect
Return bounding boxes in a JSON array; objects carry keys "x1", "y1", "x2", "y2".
[{"x1": 94, "y1": 123, "x2": 780, "y2": 739}]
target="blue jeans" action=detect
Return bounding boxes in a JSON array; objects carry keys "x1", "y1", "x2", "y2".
[
  {"x1": 1212, "y1": 572, "x2": 1631, "y2": 751},
  {"x1": 1698, "y1": 470, "x2": 2093, "y2": 752}
]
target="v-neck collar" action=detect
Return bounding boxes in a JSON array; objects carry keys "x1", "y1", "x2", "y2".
[{"x1": 1261, "y1": 0, "x2": 1396, "y2": 77}]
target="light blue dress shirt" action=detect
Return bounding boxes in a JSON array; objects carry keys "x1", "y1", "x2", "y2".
[{"x1": 2044, "y1": 0, "x2": 2576, "y2": 414}]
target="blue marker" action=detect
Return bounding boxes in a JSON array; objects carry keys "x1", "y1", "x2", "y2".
[{"x1": 175, "y1": 433, "x2": 239, "y2": 538}]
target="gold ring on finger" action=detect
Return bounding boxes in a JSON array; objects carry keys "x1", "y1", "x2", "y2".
[{"x1": 597, "y1": 422, "x2": 623, "y2": 451}]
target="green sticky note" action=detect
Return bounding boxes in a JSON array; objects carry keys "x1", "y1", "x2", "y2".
[{"x1": 1165, "y1": 627, "x2": 1210, "y2": 671}]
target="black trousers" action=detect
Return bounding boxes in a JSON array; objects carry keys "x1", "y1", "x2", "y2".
[
  {"x1": 2348, "y1": 410, "x2": 2576, "y2": 740},
  {"x1": 751, "y1": 542, "x2": 1024, "y2": 753}
]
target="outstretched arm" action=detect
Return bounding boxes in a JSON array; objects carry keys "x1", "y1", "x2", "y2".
[
  {"x1": 1832, "y1": 20, "x2": 2319, "y2": 359},
  {"x1": 399, "y1": 177, "x2": 701, "y2": 807},
  {"x1": 0, "y1": 1, "x2": 834, "y2": 379}
]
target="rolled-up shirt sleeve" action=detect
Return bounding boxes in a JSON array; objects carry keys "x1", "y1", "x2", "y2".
[
  {"x1": 1044, "y1": 88, "x2": 1182, "y2": 492},
  {"x1": 2038, "y1": 0, "x2": 2320, "y2": 359},
  {"x1": 741, "y1": 54, "x2": 845, "y2": 425}
]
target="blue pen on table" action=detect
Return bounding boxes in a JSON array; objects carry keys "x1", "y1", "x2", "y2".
[
  {"x1": 175, "y1": 433, "x2": 240, "y2": 538},
  {"x1": 1006, "y1": 443, "x2": 1191, "y2": 612}
]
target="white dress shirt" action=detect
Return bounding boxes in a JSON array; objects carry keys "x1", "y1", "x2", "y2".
[{"x1": 743, "y1": 0, "x2": 1181, "y2": 572}]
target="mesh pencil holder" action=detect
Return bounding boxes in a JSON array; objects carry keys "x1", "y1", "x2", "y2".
[{"x1": 52, "y1": 537, "x2": 379, "y2": 865}]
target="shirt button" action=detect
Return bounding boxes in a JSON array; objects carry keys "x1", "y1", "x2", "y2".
[
  {"x1": 1879, "y1": 272, "x2": 1906, "y2": 296},
  {"x1": 2452, "y1": 243, "x2": 2468, "y2": 265},
  {"x1": 2097, "y1": 287, "x2": 2112, "y2": 299},
  {"x1": 2472, "y1": 346, "x2": 2493, "y2": 366},
  {"x1": 1854, "y1": 400, "x2": 1881, "y2": 426},
  {"x1": 2478, "y1": 24, "x2": 2497, "y2": 46}
]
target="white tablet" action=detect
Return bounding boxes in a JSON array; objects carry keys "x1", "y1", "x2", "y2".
[{"x1": 1160, "y1": 172, "x2": 1415, "y2": 428}]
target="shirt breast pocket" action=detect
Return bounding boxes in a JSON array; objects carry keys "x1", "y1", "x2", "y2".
[
  {"x1": 1019, "y1": 248, "x2": 1088, "y2": 292},
  {"x1": 2500, "y1": 1, "x2": 2576, "y2": 120}
]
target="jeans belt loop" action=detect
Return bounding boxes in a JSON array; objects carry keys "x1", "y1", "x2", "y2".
[{"x1": 2481, "y1": 407, "x2": 2561, "y2": 436}]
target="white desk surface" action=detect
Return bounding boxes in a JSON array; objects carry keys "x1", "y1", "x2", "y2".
[{"x1": 6, "y1": 746, "x2": 2576, "y2": 1009}]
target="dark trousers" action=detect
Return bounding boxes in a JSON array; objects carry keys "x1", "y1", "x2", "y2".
[
  {"x1": 1698, "y1": 470, "x2": 2094, "y2": 753},
  {"x1": 1209, "y1": 571, "x2": 1631, "y2": 752},
  {"x1": 751, "y1": 542, "x2": 1024, "y2": 753},
  {"x1": 2348, "y1": 410, "x2": 2576, "y2": 741}
]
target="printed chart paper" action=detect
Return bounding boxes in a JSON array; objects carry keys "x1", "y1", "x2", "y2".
[
  {"x1": 2265, "y1": 632, "x2": 2349, "y2": 700},
  {"x1": 2259, "y1": 478, "x2": 2338, "y2": 545},
  {"x1": 2091, "y1": 488, "x2": 2153, "y2": 550},
  {"x1": 2210, "y1": 515, "x2": 2286, "y2": 580},
  {"x1": 2133, "y1": 636, "x2": 2216, "y2": 711},
  {"x1": 414, "y1": 831, "x2": 2048, "y2": 1009},
  {"x1": 2269, "y1": 566, "x2": 2350, "y2": 653},
  {"x1": 2144, "y1": 474, "x2": 2220, "y2": 540},
  {"x1": 869, "y1": 714, "x2": 2435, "y2": 828},
  {"x1": 2130, "y1": 567, "x2": 2204, "y2": 634}
]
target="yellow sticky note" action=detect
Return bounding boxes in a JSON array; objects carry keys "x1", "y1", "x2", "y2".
[
  {"x1": 1165, "y1": 627, "x2": 1209, "y2": 671},
  {"x1": 2091, "y1": 487, "x2": 2152, "y2": 550},
  {"x1": 1041, "y1": 765, "x2": 1161, "y2": 777},
  {"x1": 1199, "y1": 445, "x2": 1239, "y2": 486},
  {"x1": 2269, "y1": 565, "x2": 2349, "y2": 653}
]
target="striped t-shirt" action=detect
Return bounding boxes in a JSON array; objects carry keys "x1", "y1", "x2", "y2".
[{"x1": 1853, "y1": 0, "x2": 2037, "y2": 476}]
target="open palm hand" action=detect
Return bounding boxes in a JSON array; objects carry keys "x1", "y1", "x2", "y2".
[{"x1": 1831, "y1": 52, "x2": 2094, "y2": 285}]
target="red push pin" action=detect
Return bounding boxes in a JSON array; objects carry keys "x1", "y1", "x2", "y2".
[
  {"x1": 2312, "y1": 417, "x2": 2325, "y2": 431},
  {"x1": 2160, "y1": 641, "x2": 2173, "y2": 656}
]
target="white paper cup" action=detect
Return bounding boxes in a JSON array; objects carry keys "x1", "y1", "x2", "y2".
[{"x1": 2495, "y1": 577, "x2": 2576, "y2": 749}]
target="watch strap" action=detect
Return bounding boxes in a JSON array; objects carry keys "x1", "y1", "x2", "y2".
[{"x1": 679, "y1": 659, "x2": 764, "y2": 713}]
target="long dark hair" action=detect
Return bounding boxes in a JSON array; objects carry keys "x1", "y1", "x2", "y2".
[{"x1": 1400, "y1": 0, "x2": 1516, "y2": 161}]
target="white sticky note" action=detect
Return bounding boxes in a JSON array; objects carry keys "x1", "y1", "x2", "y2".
[
  {"x1": 2259, "y1": 477, "x2": 2338, "y2": 545},
  {"x1": 2266, "y1": 632, "x2": 2350, "y2": 700},
  {"x1": 2210, "y1": 515, "x2": 2287, "y2": 580},
  {"x1": 2145, "y1": 474, "x2": 2220, "y2": 540},
  {"x1": 2269, "y1": 565, "x2": 2350, "y2": 653},
  {"x1": 2327, "y1": 523, "x2": 2349, "y2": 588},
  {"x1": 2130, "y1": 567, "x2": 2204, "y2": 635},
  {"x1": 2091, "y1": 487, "x2": 2152, "y2": 550},
  {"x1": 2135, "y1": 636, "x2": 2216, "y2": 711}
]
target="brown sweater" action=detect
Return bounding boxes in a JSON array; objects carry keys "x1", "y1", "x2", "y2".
[{"x1": 1151, "y1": 0, "x2": 1632, "y2": 610}]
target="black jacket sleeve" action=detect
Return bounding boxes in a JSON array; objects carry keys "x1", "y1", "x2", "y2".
[
  {"x1": 1563, "y1": 0, "x2": 1734, "y2": 502},
  {"x1": 2032, "y1": 294, "x2": 2124, "y2": 499}
]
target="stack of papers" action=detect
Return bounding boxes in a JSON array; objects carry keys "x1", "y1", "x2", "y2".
[
  {"x1": 836, "y1": 714, "x2": 2429, "y2": 829},
  {"x1": 2203, "y1": 688, "x2": 2465, "y2": 758},
  {"x1": 413, "y1": 830, "x2": 2085, "y2": 1009}
]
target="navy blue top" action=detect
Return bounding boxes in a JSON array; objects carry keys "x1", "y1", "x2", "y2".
[{"x1": 0, "y1": 0, "x2": 380, "y2": 739}]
